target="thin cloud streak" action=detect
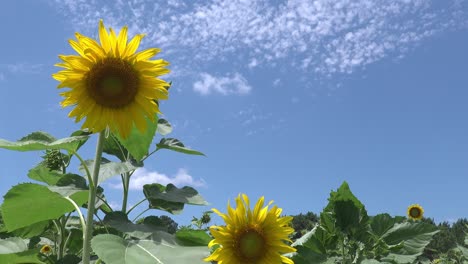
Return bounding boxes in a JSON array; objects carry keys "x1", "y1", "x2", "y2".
[{"x1": 193, "y1": 72, "x2": 251, "y2": 95}]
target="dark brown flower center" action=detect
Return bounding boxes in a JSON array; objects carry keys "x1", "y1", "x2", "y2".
[
  {"x1": 410, "y1": 208, "x2": 421, "y2": 218},
  {"x1": 86, "y1": 58, "x2": 139, "y2": 108},
  {"x1": 236, "y1": 228, "x2": 266, "y2": 261}
]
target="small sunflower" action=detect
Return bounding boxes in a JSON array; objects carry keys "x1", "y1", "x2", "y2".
[
  {"x1": 407, "y1": 204, "x2": 424, "y2": 220},
  {"x1": 40, "y1": 244, "x2": 52, "y2": 254},
  {"x1": 205, "y1": 194, "x2": 296, "y2": 264},
  {"x1": 53, "y1": 20, "x2": 170, "y2": 138}
]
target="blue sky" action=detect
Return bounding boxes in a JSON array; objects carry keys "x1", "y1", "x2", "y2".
[{"x1": 0, "y1": 0, "x2": 467, "y2": 227}]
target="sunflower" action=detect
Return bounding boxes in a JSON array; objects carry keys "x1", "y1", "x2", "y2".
[
  {"x1": 40, "y1": 244, "x2": 52, "y2": 254},
  {"x1": 205, "y1": 194, "x2": 296, "y2": 264},
  {"x1": 53, "y1": 20, "x2": 170, "y2": 138},
  {"x1": 407, "y1": 204, "x2": 424, "y2": 220}
]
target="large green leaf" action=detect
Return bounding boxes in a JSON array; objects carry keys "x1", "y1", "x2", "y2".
[
  {"x1": 370, "y1": 214, "x2": 399, "y2": 238},
  {"x1": 115, "y1": 115, "x2": 159, "y2": 161},
  {"x1": 1, "y1": 183, "x2": 87, "y2": 231},
  {"x1": 27, "y1": 164, "x2": 62, "y2": 185},
  {"x1": 91, "y1": 234, "x2": 209, "y2": 264},
  {"x1": 334, "y1": 200, "x2": 361, "y2": 233},
  {"x1": 143, "y1": 184, "x2": 208, "y2": 215},
  {"x1": 324, "y1": 181, "x2": 366, "y2": 212},
  {"x1": 0, "y1": 131, "x2": 88, "y2": 152},
  {"x1": 11, "y1": 221, "x2": 50, "y2": 239},
  {"x1": 156, "y1": 138, "x2": 205, "y2": 156},
  {"x1": 0, "y1": 249, "x2": 44, "y2": 264},
  {"x1": 0, "y1": 238, "x2": 45, "y2": 263},
  {"x1": 156, "y1": 119, "x2": 172, "y2": 136},
  {"x1": 79, "y1": 160, "x2": 138, "y2": 185},
  {"x1": 0, "y1": 237, "x2": 27, "y2": 253},
  {"x1": 103, "y1": 134, "x2": 129, "y2": 162},
  {"x1": 381, "y1": 222, "x2": 439, "y2": 264}
]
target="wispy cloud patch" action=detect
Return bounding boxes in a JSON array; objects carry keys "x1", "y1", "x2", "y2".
[
  {"x1": 0, "y1": 63, "x2": 45, "y2": 80},
  {"x1": 49, "y1": 0, "x2": 467, "y2": 77},
  {"x1": 109, "y1": 168, "x2": 206, "y2": 190},
  {"x1": 193, "y1": 72, "x2": 251, "y2": 95}
]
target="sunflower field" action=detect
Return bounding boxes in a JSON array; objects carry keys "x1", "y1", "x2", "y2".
[{"x1": 0, "y1": 20, "x2": 467, "y2": 264}]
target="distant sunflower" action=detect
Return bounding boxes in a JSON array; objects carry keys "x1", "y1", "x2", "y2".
[
  {"x1": 407, "y1": 204, "x2": 424, "y2": 220},
  {"x1": 40, "y1": 244, "x2": 52, "y2": 254},
  {"x1": 53, "y1": 20, "x2": 170, "y2": 138},
  {"x1": 204, "y1": 194, "x2": 296, "y2": 264}
]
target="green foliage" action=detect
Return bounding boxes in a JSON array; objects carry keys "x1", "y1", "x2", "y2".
[
  {"x1": 191, "y1": 211, "x2": 213, "y2": 230},
  {"x1": 1, "y1": 183, "x2": 88, "y2": 231},
  {"x1": 156, "y1": 138, "x2": 205, "y2": 156},
  {"x1": 0, "y1": 131, "x2": 88, "y2": 153},
  {"x1": 291, "y1": 211, "x2": 319, "y2": 239},
  {"x1": 114, "y1": 114, "x2": 159, "y2": 161},
  {"x1": 143, "y1": 183, "x2": 208, "y2": 214},
  {"x1": 79, "y1": 159, "x2": 139, "y2": 185},
  {"x1": 91, "y1": 233, "x2": 210, "y2": 264},
  {"x1": 290, "y1": 181, "x2": 439, "y2": 264}
]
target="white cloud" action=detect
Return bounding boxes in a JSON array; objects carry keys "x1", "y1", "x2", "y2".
[
  {"x1": 49, "y1": 0, "x2": 467, "y2": 76},
  {"x1": 193, "y1": 72, "x2": 251, "y2": 95},
  {"x1": 272, "y1": 78, "x2": 281, "y2": 86},
  {"x1": 110, "y1": 168, "x2": 206, "y2": 190},
  {"x1": 0, "y1": 63, "x2": 45, "y2": 79}
]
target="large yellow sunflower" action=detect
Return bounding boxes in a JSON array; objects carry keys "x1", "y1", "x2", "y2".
[
  {"x1": 53, "y1": 20, "x2": 170, "y2": 138},
  {"x1": 407, "y1": 204, "x2": 424, "y2": 220},
  {"x1": 205, "y1": 194, "x2": 296, "y2": 264}
]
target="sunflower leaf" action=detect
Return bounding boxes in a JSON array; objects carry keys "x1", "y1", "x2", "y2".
[
  {"x1": 156, "y1": 119, "x2": 172, "y2": 136},
  {"x1": 1, "y1": 183, "x2": 88, "y2": 231},
  {"x1": 79, "y1": 159, "x2": 139, "y2": 185},
  {"x1": 27, "y1": 164, "x2": 63, "y2": 186},
  {"x1": 103, "y1": 212, "x2": 166, "y2": 239},
  {"x1": 381, "y1": 222, "x2": 439, "y2": 263},
  {"x1": 143, "y1": 184, "x2": 208, "y2": 215},
  {"x1": 0, "y1": 132, "x2": 89, "y2": 152},
  {"x1": 156, "y1": 138, "x2": 205, "y2": 156},
  {"x1": 115, "y1": 115, "x2": 158, "y2": 161},
  {"x1": 91, "y1": 234, "x2": 209, "y2": 264}
]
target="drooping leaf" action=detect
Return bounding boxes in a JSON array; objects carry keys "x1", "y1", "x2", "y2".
[
  {"x1": 143, "y1": 184, "x2": 208, "y2": 215},
  {"x1": 156, "y1": 119, "x2": 172, "y2": 136},
  {"x1": 1, "y1": 183, "x2": 87, "y2": 231},
  {"x1": 0, "y1": 131, "x2": 88, "y2": 152},
  {"x1": 115, "y1": 115, "x2": 159, "y2": 161},
  {"x1": 381, "y1": 222, "x2": 439, "y2": 264},
  {"x1": 156, "y1": 138, "x2": 205, "y2": 156},
  {"x1": 91, "y1": 234, "x2": 209, "y2": 264},
  {"x1": 79, "y1": 159, "x2": 139, "y2": 185},
  {"x1": 103, "y1": 212, "x2": 165, "y2": 239}
]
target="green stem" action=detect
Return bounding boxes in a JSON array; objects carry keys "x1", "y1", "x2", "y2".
[
  {"x1": 132, "y1": 208, "x2": 150, "y2": 222},
  {"x1": 126, "y1": 198, "x2": 147, "y2": 215},
  {"x1": 121, "y1": 172, "x2": 129, "y2": 213},
  {"x1": 82, "y1": 132, "x2": 105, "y2": 264},
  {"x1": 73, "y1": 151, "x2": 93, "y2": 188}
]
